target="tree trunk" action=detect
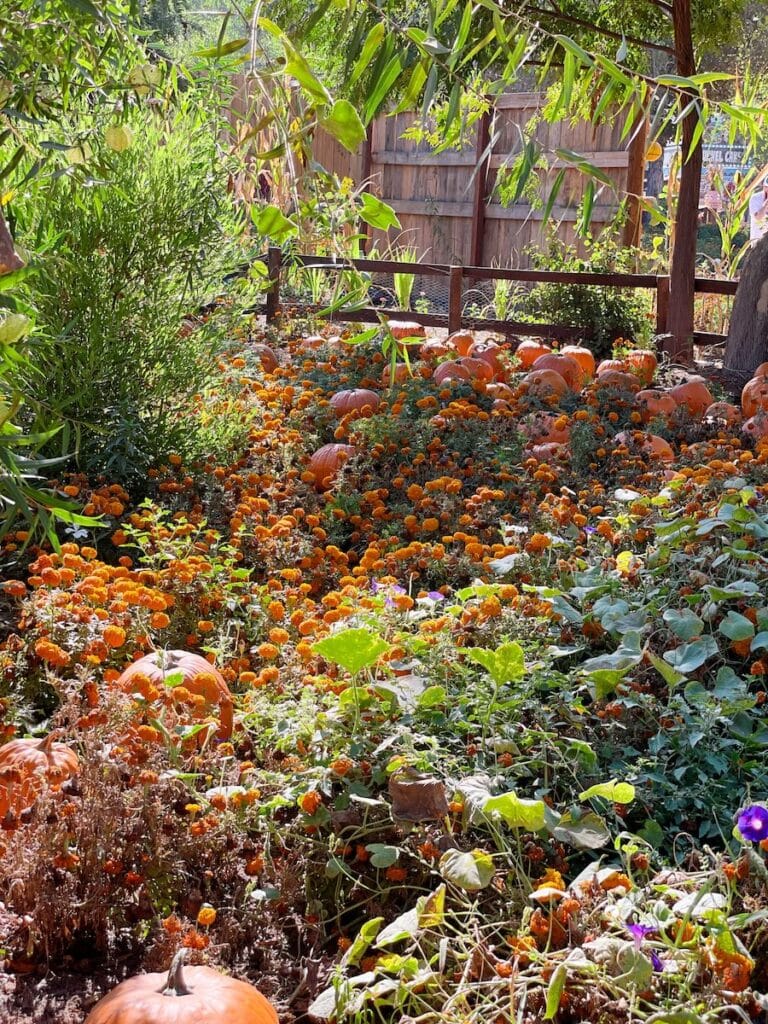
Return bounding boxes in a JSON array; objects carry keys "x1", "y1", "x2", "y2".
[
  {"x1": 724, "y1": 232, "x2": 768, "y2": 373},
  {"x1": 666, "y1": 0, "x2": 701, "y2": 363}
]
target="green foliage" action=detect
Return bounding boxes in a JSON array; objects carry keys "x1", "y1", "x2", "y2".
[
  {"x1": 16, "y1": 103, "x2": 244, "y2": 486},
  {"x1": 517, "y1": 237, "x2": 653, "y2": 358}
]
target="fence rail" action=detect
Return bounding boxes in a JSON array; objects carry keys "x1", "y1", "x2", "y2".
[{"x1": 260, "y1": 247, "x2": 738, "y2": 348}]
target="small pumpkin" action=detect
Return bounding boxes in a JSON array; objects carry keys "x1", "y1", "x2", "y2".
[
  {"x1": 593, "y1": 370, "x2": 642, "y2": 393},
  {"x1": 634, "y1": 389, "x2": 676, "y2": 423},
  {"x1": 419, "y1": 338, "x2": 451, "y2": 363},
  {"x1": 623, "y1": 349, "x2": 658, "y2": 385},
  {"x1": 741, "y1": 376, "x2": 768, "y2": 418},
  {"x1": 433, "y1": 360, "x2": 471, "y2": 386},
  {"x1": 522, "y1": 368, "x2": 568, "y2": 401},
  {"x1": 522, "y1": 412, "x2": 570, "y2": 445},
  {"x1": 528, "y1": 442, "x2": 566, "y2": 462},
  {"x1": 753, "y1": 361, "x2": 768, "y2": 378},
  {"x1": 252, "y1": 344, "x2": 278, "y2": 374},
  {"x1": 468, "y1": 339, "x2": 505, "y2": 378},
  {"x1": 615, "y1": 431, "x2": 674, "y2": 462},
  {"x1": 532, "y1": 352, "x2": 584, "y2": 391},
  {"x1": 514, "y1": 340, "x2": 551, "y2": 369},
  {"x1": 329, "y1": 389, "x2": 380, "y2": 418},
  {"x1": 561, "y1": 344, "x2": 596, "y2": 379},
  {"x1": 308, "y1": 443, "x2": 356, "y2": 489},
  {"x1": 116, "y1": 651, "x2": 233, "y2": 740},
  {"x1": 0, "y1": 733, "x2": 79, "y2": 821},
  {"x1": 457, "y1": 356, "x2": 494, "y2": 382},
  {"x1": 743, "y1": 413, "x2": 768, "y2": 442},
  {"x1": 84, "y1": 949, "x2": 278, "y2": 1024},
  {"x1": 669, "y1": 378, "x2": 714, "y2": 418},
  {"x1": 445, "y1": 330, "x2": 477, "y2": 357},
  {"x1": 704, "y1": 401, "x2": 741, "y2": 427},
  {"x1": 381, "y1": 363, "x2": 410, "y2": 387},
  {"x1": 387, "y1": 320, "x2": 426, "y2": 341},
  {"x1": 596, "y1": 358, "x2": 627, "y2": 376}
]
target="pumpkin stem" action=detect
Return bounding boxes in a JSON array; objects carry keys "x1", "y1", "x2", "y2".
[
  {"x1": 161, "y1": 949, "x2": 192, "y2": 997},
  {"x1": 39, "y1": 730, "x2": 60, "y2": 753}
]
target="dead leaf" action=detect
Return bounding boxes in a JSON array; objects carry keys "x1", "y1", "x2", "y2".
[{"x1": 388, "y1": 769, "x2": 449, "y2": 822}]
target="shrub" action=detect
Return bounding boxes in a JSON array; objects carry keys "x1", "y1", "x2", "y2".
[
  {"x1": 17, "y1": 101, "x2": 244, "y2": 488},
  {"x1": 517, "y1": 237, "x2": 653, "y2": 358}
]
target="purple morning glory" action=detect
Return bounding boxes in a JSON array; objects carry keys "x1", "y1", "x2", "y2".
[
  {"x1": 627, "y1": 923, "x2": 656, "y2": 950},
  {"x1": 650, "y1": 951, "x2": 663, "y2": 972},
  {"x1": 426, "y1": 591, "x2": 445, "y2": 602},
  {"x1": 737, "y1": 804, "x2": 768, "y2": 843}
]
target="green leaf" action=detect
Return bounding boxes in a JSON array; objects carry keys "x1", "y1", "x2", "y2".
[
  {"x1": 439, "y1": 848, "x2": 495, "y2": 891},
  {"x1": 418, "y1": 685, "x2": 446, "y2": 708},
  {"x1": 312, "y1": 627, "x2": 391, "y2": 675},
  {"x1": 664, "y1": 608, "x2": 704, "y2": 641},
  {"x1": 284, "y1": 45, "x2": 331, "y2": 103},
  {"x1": 366, "y1": 843, "x2": 400, "y2": 868},
  {"x1": 555, "y1": 148, "x2": 613, "y2": 186},
  {"x1": 349, "y1": 23, "x2": 386, "y2": 87},
  {"x1": 375, "y1": 908, "x2": 421, "y2": 947},
  {"x1": 343, "y1": 326, "x2": 380, "y2": 346},
  {"x1": 418, "y1": 884, "x2": 446, "y2": 928},
  {"x1": 320, "y1": 99, "x2": 366, "y2": 153},
  {"x1": 647, "y1": 650, "x2": 686, "y2": 688},
  {"x1": 580, "y1": 780, "x2": 635, "y2": 805},
  {"x1": 553, "y1": 810, "x2": 610, "y2": 849},
  {"x1": 663, "y1": 636, "x2": 719, "y2": 673},
  {"x1": 358, "y1": 193, "x2": 400, "y2": 230},
  {"x1": 544, "y1": 963, "x2": 567, "y2": 1020},
  {"x1": 253, "y1": 204, "x2": 297, "y2": 241},
  {"x1": 363, "y1": 55, "x2": 403, "y2": 124},
  {"x1": 463, "y1": 641, "x2": 526, "y2": 687},
  {"x1": 718, "y1": 611, "x2": 755, "y2": 642},
  {"x1": 484, "y1": 791, "x2": 546, "y2": 830},
  {"x1": 194, "y1": 37, "x2": 248, "y2": 58},
  {"x1": 342, "y1": 917, "x2": 385, "y2": 968}
]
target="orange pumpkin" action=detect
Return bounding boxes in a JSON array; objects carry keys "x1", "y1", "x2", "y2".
[
  {"x1": 433, "y1": 360, "x2": 472, "y2": 385},
  {"x1": 458, "y1": 356, "x2": 494, "y2": 382},
  {"x1": 381, "y1": 363, "x2": 410, "y2": 387},
  {"x1": 117, "y1": 651, "x2": 233, "y2": 741},
  {"x1": 753, "y1": 362, "x2": 768, "y2": 378},
  {"x1": 468, "y1": 339, "x2": 505, "y2": 378},
  {"x1": 615, "y1": 431, "x2": 674, "y2": 462},
  {"x1": 514, "y1": 340, "x2": 551, "y2": 369},
  {"x1": 0, "y1": 733, "x2": 79, "y2": 820},
  {"x1": 634, "y1": 389, "x2": 677, "y2": 423},
  {"x1": 486, "y1": 382, "x2": 515, "y2": 401},
  {"x1": 301, "y1": 334, "x2": 325, "y2": 351},
  {"x1": 593, "y1": 370, "x2": 641, "y2": 393},
  {"x1": 419, "y1": 338, "x2": 451, "y2": 363},
  {"x1": 596, "y1": 359, "x2": 627, "y2": 376},
  {"x1": 252, "y1": 344, "x2": 278, "y2": 374},
  {"x1": 308, "y1": 443, "x2": 356, "y2": 489},
  {"x1": 522, "y1": 412, "x2": 570, "y2": 445},
  {"x1": 561, "y1": 345, "x2": 596, "y2": 379},
  {"x1": 329, "y1": 389, "x2": 380, "y2": 417},
  {"x1": 528, "y1": 442, "x2": 566, "y2": 461},
  {"x1": 446, "y1": 331, "x2": 476, "y2": 357},
  {"x1": 669, "y1": 378, "x2": 714, "y2": 418},
  {"x1": 532, "y1": 352, "x2": 584, "y2": 391},
  {"x1": 623, "y1": 349, "x2": 658, "y2": 386},
  {"x1": 704, "y1": 401, "x2": 741, "y2": 426},
  {"x1": 387, "y1": 320, "x2": 426, "y2": 341},
  {"x1": 741, "y1": 376, "x2": 768, "y2": 418},
  {"x1": 522, "y1": 368, "x2": 568, "y2": 401},
  {"x1": 743, "y1": 414, "x2": 768, "y2": 442},
  {"x1": 84, "y1": 949, "x2": 278, "y2": 1024}
]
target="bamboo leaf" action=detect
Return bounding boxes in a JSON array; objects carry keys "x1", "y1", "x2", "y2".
[{"x1": 349, "y1": 23, "x2": 386, "y2": 87}]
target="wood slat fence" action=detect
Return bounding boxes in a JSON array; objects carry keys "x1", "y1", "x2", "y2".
[{"x1": 260, "y1": 247, "x2": 738, "y2": 350}]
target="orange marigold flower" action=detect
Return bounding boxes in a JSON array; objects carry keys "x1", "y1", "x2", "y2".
[
  {"x1": 196, "y1": 904, "x2": 217, "y2": 927},
  {"x1": 299, "y1": 790, "x2": 322, "y2": 815},
  {"x1": 103, "y1": 625, "x2": 126, "y2": 649},
  {"x1": 384, "y1": 866, "x2": 408, "y2": 882}
]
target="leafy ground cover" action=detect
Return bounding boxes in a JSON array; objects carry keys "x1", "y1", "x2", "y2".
[{"x1": 3, "y1": 324, "x2": 768, "y2": 1022}]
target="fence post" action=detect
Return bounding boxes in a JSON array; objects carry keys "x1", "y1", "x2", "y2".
[
  {"x1": 655, "y1": 275, "x2": 670, "y2": 335},
  {"x1": 448, "y1": 266, "x2": 463, "y2": 333},
  {"x1": 469, "y1": 109, "x2": 492, "y2": 271},
  {"x1": 265, "y1": 246, "x2": 282, "y2": 322}
]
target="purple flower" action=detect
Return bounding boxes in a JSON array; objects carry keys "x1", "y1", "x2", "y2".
[
  {"x1": 650, "y1": 951, "x2": 663, "y2": 972},
  {"x1": 627, "y1": 923, "x2": 656, "y2": 950},
  {"x1": 737, "y1": 804, "x2": 768, "y2": 843},
  {"x1": 426, "y1": 591, "x2": 445, "y2": 602}
]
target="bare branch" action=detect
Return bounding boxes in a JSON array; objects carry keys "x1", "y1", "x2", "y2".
[{"x1": 523, "y1": 3, "x2": 675, "y2": 55}]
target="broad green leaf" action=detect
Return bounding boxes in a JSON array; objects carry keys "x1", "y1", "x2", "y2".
[
  {"x1": 343, "y1": 326, "x2": 380, "y2": 346},
  {"x1": 647, "y1": 650, "x2": 686, "y2": 688},
  {"x1": 349, "y1": 23, "x2": 386, "y2": 87},
  {"x1": 312, "y1": 627, "x2": 391, "y2": 675},
  {"x1": 253, "y1": 204, "x2": 297, "y2": 241},
  {"x1": 663, "y1": 608, "x2": 704, "y2": 641},
  {"x1": 439, "y1": 848, "x2": 494, "y2": 891},
  {"x1": 463, "y1": 641, "x2": 526, "y2": 686},
  {"x1": 418, "y1": 884, "x2": 446, "y2": 928},
  {"x1": 320, "y1": 99, "x2": 366, "y2": 153},
  {"x1": 375, "y1": 907, "x2": 420, "y2": 947},
  {"x1": 366, "y1": 843, "x2": 400, "y2": 868},
  {"x1": 284, "y1": 45, "x2": 331, "y2": 103},
  {"x1": 663, "y1": 636, "x2": 719, "y2": 673},
  {"x1": 718, "y1": 611, "x2": 755, "y2": 642},
  {"x1": 544, "y1": 963, "x2": 567, "y2": 1020},
  {"x1": 359, "y1": 193, "x2": 401, "y2": 230},
  {"x1": 418, "y1": 685, "x2": 446, "y2": 708},
  {"x1": 194, "y1": 37, "x2": 248, "y2": 58},
  {"x1": 553, "y1": 810, "x2": 610, "y2": 849},
  {"x1": 363, "y1": 55, "x2": 403, "y2": 124},
  {"x1": 484, "y1": 791, "x2": 546, "y2": 830},
  {"x1": 580, "y1": 780, "x2": 635, "y2": 805}
]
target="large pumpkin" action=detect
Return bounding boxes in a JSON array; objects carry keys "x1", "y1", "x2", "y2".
[
  {"x1": 593, "y1": 370, "x2": 642, "y2": 393},
  {"x1": 84, "y1": 949, "x2": 278, "y2": 1024},
  {"x1": 0, "y1": 733, "x2": 79, "y2": 820},
  {"x1": 561, "y1": 345, "x2": 595, "y2": 379},
  {"x1": 329, "y1": 389, "x2": 380, "y2": 418},
  {"x1": 387, "y1": 320, "x2": 426, "y2": 342},
  {"x1": 532, "y1": 352, "x2": 584, "y2": 391},
  {"x1": 514, "y1": 340, "x2": 551, "y2": 369},
  {"x1": 308, "y1": 443, "x2": 355, "y2": 489},
  {"x1": 705, "y1": 401, "x2": 741, "y2": 427},
  {"x1": 522, "y1": 368, "x2": 568, "y2": 401},
  {"x1": 623, "y1": 349, "x2": 658, "y2": 386},
  {"x1": 634, "y1": 389, "x2": 677, "y2": 423},
  {"x1": 446, "y1": 330, "x2": 476, "y2": 357},
  {"x1": 669, "y1": 378, "x2": 714, "y2": 418},
  {"x1": 615, "y1": 431, "x2": 674, "y2": 462},
  {"x1": 468, "y1": 339, "x2": 505, "y2": 378},
  {"x1": 116, "y1": 651, "x2": 233, "y2": 741},
  {"x1": 741, "y1": 376, "x2": 768, "y2": 418}
]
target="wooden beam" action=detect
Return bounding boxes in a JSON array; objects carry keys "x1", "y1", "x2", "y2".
[
  {"x1": 495, "y1": 92, "x2": 544, "y2": 110},
  {"x1": 387, "y1": 198, "x2": 617, "y2": 223},
  {"x1": 655, "y1": 275, "x2": 670, "y2": 334},
  {"x1": 264, "y1": 247, "x2": 282, "y2": 322},
  {"x1": 370, "y1": 150, "x2": 630, "y2": 170},
  {"x1": 448, "y1": 266, "x2": 463, "y2": 333},
  {"x1": 622, "y1": 111, "x2": 649, "y2": 250},
  {"x1": 469, "y1": 110, "x2": 492, "y2": 271}
]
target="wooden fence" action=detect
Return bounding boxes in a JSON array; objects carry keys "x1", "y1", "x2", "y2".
[
  {"x1": 261, "y1": 248, "x2": 738, "y2": 350},
  {"x1": 230, "y1": 80, "x2": 644, "y2": 280}
]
